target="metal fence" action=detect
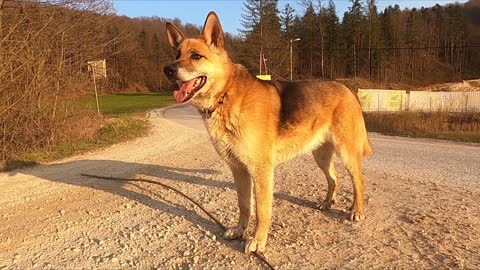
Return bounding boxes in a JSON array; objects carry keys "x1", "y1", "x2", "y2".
[{"x1": 358, "y1": 89, "x2": 480, "y2": 112}]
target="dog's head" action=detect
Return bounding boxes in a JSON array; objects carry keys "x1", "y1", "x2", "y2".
[{"x1": 164, "y1": 12, "x2": 231, "y2": 105}]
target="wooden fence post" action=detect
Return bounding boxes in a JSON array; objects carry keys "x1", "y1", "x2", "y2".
[{"x1": 465, "y1": 94, "x2": 469, "y2": 112}]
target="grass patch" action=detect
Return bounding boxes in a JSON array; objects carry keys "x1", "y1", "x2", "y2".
[
  {"x1": 0, "y1": 118, "x2": 148, "y2": 171},
  {"x1": 364, "y1": 112, "x2": 480, "y2": 143},
  {"x1": 80, "y1": 93, "x2": 175, "y2": 116}
]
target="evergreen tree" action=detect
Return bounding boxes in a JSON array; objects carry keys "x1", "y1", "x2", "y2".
[
  {"x1": 280, "y1": 3, "x2": 295, "y2": 37},
  {"x1": 298, "y1": 1, "x2": 318, "y2": 77},
  {"x1": 324, "y1": 0, "x2": 339, "y2": 78},
  {"x1": 381, "y1": 5, "x2": 401, "y2": 81},
  {"x1": 367, "y1": 0, "x2": 381, "y2": 81},
  {"x1": 239, "y1": 0, "x2": 287, "y2": 77},
  {"x1": 343, "y1": 0, "x2": 365, "y2": 77}
]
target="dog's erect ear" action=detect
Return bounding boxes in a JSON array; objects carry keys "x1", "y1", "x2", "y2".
[
  {"x1": 166, "y1": 22, "x2": 185, "y2": 48},
  {"x1": 202, "y1": 11, "x2": 224, "y2": 50}
]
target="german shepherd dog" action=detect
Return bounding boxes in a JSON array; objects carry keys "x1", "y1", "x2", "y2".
[{"x1": 164, "y1": 12, "x2": 372, "y2": 254}]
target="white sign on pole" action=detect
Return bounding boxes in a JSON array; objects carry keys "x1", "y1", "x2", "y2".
[
  {"x1": 87, "y1": 59, "x2": 106, "y2": 116},
  {"x1": 87, "y1": 59, "x2": 107, "y2": 80}
]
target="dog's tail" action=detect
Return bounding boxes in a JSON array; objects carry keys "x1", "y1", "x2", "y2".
[{"x1": 363, "y1": 139, "x2": 373, "y2": 157}]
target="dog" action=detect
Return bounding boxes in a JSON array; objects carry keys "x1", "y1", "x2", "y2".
[{"x1": 163, "y1": 12, "x2": 372, "y2": 254}]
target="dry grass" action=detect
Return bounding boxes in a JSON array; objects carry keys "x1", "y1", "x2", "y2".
[
  {"x1": 0, "y1": 117, "x2": 148, "y2": 171},
  {"x1": 364, "y1": 112, "x2": 480, "y2": 143},
  {"x1": 336, "y1": 78, "x2": 413, "y2": 92}
]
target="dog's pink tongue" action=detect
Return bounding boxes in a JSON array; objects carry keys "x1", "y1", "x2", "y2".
[{"x1": 173, "y1": 79, "x2": 196, "y2": 103}]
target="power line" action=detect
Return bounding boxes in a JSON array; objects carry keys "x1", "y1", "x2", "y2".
[{"x1": 261, "y1": 45, "x2": 480, "y2": 51}]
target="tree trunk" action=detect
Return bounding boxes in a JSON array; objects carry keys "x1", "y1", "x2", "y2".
[
  {"x1": 321, "y1": 34, "x2": 324, "y2": 78},
  {"x1": 368, "y1": 12, "x2": 372, "y2": 81},
  {"x1": 353, "y1": 43, "x2": 357, "y2": 79},
  {"x1": 0, "y1": 0, "x2": 4, "y2": 67}
]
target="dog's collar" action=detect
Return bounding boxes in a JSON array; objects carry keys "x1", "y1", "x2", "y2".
[{"x1": 201, "y1": 94, "x2": 225, "y2": 119}]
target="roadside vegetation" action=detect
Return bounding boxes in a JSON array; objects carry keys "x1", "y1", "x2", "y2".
[
  {"x1": 1, "y1": 93, "x2": 175, "y2": 172},
  {"x1": 364, "y1": 112, "x2": 480, "y2": 143},
  {"x1": 1, "y1": 117, "x2": 148, "y2": 171}
]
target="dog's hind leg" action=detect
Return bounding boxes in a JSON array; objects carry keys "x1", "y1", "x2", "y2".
[
  {"x1": 312, "y1": 142, "x2": 338, "y2": 211},
  {"x1": 337, "y1": 144, "x2": 365, "y2": 222},
  {"x1": 223, "y1": 162, "x2": 252, "y2": 240}
]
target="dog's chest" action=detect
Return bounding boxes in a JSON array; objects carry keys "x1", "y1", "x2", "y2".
[{"x1": 204, "y1": 113, "x2": 242, "y2": 163}]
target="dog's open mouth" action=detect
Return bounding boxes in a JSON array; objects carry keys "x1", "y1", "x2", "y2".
[{"x1": 173, "y1": 76, "x2": 207, "y2": 103}]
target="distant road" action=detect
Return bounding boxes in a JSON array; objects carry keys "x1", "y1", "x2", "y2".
[{"x1": 158, "y1": 104, "x2": 480, "y2": 188}]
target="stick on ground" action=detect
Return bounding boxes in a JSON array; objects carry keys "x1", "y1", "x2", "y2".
[{"x1": 80, "y1": 173, "x2": 276, "y2": 270}]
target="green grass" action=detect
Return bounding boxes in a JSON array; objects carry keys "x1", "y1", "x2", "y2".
[
  {"x1": 80, "y1": 93, "x2": 175, "y2": 116},
  {"x1": 364, "y1": 112, "x2": 480, "y2": 143},
  {"x1": 1, "y1": 118, "x2": 148, "y2": 171},
  {"x1": 2, "y1": 92, "x2": 175, "y2": 172}
]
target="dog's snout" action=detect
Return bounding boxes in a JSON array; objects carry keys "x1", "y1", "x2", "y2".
[{"x1": 163, "y1": 64, "x2": 178, "y2": 78}]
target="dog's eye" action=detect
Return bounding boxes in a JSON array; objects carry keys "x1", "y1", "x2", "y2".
[
  {"x1": 191, "y1": 53, "x2": 203, "y2": 60},
  {"x1": 175, "y1": 51, "x2": 181, "y2": 60}
]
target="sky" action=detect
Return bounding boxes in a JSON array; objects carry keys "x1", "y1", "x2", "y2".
[{"x1": 114, "y1": 0, "x2": 468, "y2": 35}]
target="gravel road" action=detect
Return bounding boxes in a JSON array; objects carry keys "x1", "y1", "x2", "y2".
[{"x1": 1, "y1": 104, "x2": 479, "y2": 269}]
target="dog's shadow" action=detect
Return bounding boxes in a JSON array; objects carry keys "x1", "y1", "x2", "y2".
[{"x1": 11, "y1": 159, "x2": 346, "y2": 252}]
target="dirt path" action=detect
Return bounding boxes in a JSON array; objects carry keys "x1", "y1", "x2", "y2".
[{"x1": 1, "y1": 105, "x2": 479, "y2": 269}]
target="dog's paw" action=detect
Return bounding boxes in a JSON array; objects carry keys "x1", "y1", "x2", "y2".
[
  {"x1": 318, "y1": 198, "x2": 336, "y2": 211},
  {"x1": 349, "y1": 208, "x2": 365, "y2": 222},
  {"x1": 244, "y1": 237, "x2": 266, "y2": 255},
  {"x1": 223, "y1": 226, "x2": 245, "y2": 240}
]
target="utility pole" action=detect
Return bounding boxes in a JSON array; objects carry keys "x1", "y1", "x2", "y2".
[
  {"x1": 0, "y1": 0, "x2": 4, "y2": 43},
  {"x1": 290, "y1": 38, "x2": 300, "y2": 81},
  {"x1": 259, "y1": 0, "x2": 263, "y2": 75},
  {"x1": 0, "y1": 0, "x2": 4, "y2": 74},
  {"x1": 0, "y1": 0, "x2": 4, "y2": 26}
]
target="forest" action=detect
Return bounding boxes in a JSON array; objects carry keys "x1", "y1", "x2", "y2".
[
  {"x1": 238, "y1": 0, "x2": 480, "y2": 86},
  {"x1": 105, "y1": 0, "x2": 480, "y2": 91}
]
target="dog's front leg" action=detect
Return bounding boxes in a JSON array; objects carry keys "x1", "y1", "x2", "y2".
[
  {"x1": 223, "y1": 163, "x2": 252, "y2": 240},
  {"x1": 245, "y1": 164, "x2": 273, "y2": 254}
]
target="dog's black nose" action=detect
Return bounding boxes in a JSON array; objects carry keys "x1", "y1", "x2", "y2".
[{"x1": 163, "y1": 64, "x2": 178, "y2": 77}]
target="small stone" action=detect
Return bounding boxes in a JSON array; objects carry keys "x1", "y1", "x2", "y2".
[
  {"x1": 111, "y1": 257, "x2": 119, "y2": 263},
  {"x1": 59, "y1": 210, "x2": 66, "y2": 215},
  {"x1": 183, "y1": 251, "x2": 190, "y2": 257},
  {"x1": 14, "y1": 254, "x2": 21, "y2": 259}
]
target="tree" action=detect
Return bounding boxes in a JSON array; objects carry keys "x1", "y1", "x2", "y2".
[
  {"x1": 298, "y1": 1, "x2": 318, "y2": 77},
  {"x1": 343, "y1": 0, "x2": 365, "y2": 77},
  {"x1": 367, "y1": 0, "x2": 381, "y2": 81},
  {"x1": 280, "y1": 3, "x2": 295, "y2": 37},
  {"x1": 381, "y1": 5, "x2": 401, "y2": 82},
  {"x1": 239, "y1": 0, "x2": 287, "y2": 78},
  {"x1": 324, "y1": 0, "x2": 339, "y2": 78}
]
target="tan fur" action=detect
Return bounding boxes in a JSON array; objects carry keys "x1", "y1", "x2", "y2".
[{"x1": 164, "y1": 12, "x2": 372, "y2": 254}]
